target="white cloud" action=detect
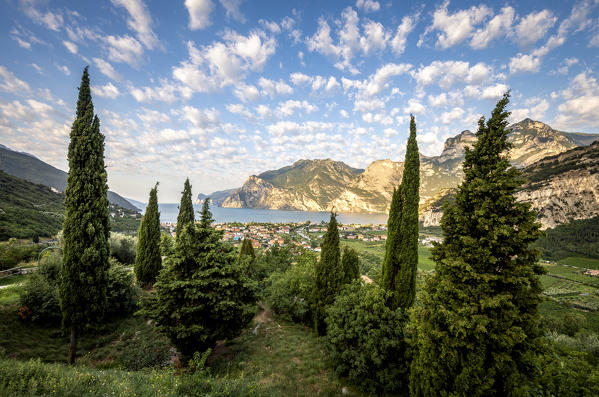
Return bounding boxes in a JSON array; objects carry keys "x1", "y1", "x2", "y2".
[
  {"x1": 233, "y1": 83, "x2": 260, "y2": 102},
  {"x1": 185, "y1": 0, "x2": 214, "y2": 30},
  {"x1": 515, "y1": 10, "x2": 556, "y2": 48},
  {"x1": 391, "y1": 15, "x2": 416, "y2": 55},
  {"x1": 440, "y1": 107, "x2": 465, "y2": 124},
  {"x1": 56, "y1": 65, "x2": 71, "y2": 76},
  {"x1": 260, "y1": 19, "x2": 281, "y2": 34},
  {"x1": 290, "y1": 72, "x2": 312, "y2": 85},
  {"x1": 259, "y1": 77, "x2": 293, "y2": 97},
  {"x1": 354, "y1": 98, "x2": 385, "y2": 113},
  {"x1": 404, "y1": 98, "x2": 425, "y2": 114},
  {"x1": 360, "y1": 20, "x2": 389, "y2": 55},
  {"x1": 137, "y1": 108, "x2": 171, "y2": 126},
  {"x1": 466, "y1": 62, "x2": 491, "y2": 85},
  {"x1": 340, "y1": 109, "x2": 349, "y2": 118},
  {"x1": 276, "y1": 100, "x2": 318, "y2": 116},
  {"x1": 129, "y1": 79, "x2": 190, "y2": 103},
  {"x1": 173, "y1": 31, "x2": 276, "y2": 92},
  {"x1": 419, "y1": 2, "x2": 492, "y2": 49},
  {"x1": 481, "y1": 83, "x2": 509, "y2": 100},
  {"x1": 412, "y1": 60, "x2": 486, "y2": 89},
  {"x1": 181, "y1": 106, "x2": 220, "y2": 129},
  {"x1": 111, "y1": 0, "x2": 160, "y2": 49},
  {"x1": 509, "y1": 53, "x2": 542, "y2": 74},
  {"x1": 21, "y1": 0, "x2": 63, "y2": 31},
  {"x1": 30, "y1": 63, "x2": 43, "y2": 74},
  {"x1": 93, "y1": 58, "x2": 122, "y2": 82},
  {"x1": 106, "y1": 35, "x2": 144, "y2": 67},
  {"x1": 356, "y1": 0, "x2": 380, "y2": 13},
  {"x1": 428, "y1": 93, "x2": 448, "y2": 107},
  {"x1": 219, "y1": 0, "x2": 246, "y2": 23},
  {"x1": 0, "y1": 66, "x2": 31, "y2": 94},
  {"x1": 92, "y1": 83, "x2": 121, "y2": 99},
  {"x1": 62, "y1": 40, "x2": 78, "y2": 54},
  {"x1": 470, "y1": 6, "x2": 514, "y2": 49}
]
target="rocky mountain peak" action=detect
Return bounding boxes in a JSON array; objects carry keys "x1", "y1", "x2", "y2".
[{"x1": 437, "y1": 130, "x2": 477, "y2": 163}]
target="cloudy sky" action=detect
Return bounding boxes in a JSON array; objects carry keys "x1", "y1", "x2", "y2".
[{"x1": 1, "y1": 0, "x2": 598, "y2": 201}]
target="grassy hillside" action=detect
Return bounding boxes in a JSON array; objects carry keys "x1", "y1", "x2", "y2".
[
  {"x1": 0, "y1": 170, "x2": 65, "y2": 240},
  {"x1": 0, "y1": 171, "x2": 140, "y2": 240},
  {"x1": 534, "y1": 215, "x2": 599, "y2": 260},
  {"x1": 0, "y1": 146, "x2": 139, "y2": 212}
]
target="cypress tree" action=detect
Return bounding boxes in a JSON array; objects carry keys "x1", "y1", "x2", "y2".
[
  {"x1": 59, "y1": 67, "x2": 110, "y2": 364},
  {"x1": 135, "y1": 184, "x2": 162, "y2": 287},
  {"x1": 410, "y1": 93, "x2": 545, "y2": 396},
  {"x1": 238, "y1": 237, "x2": 256, "y2": 262},
  {"x1": 396, "y1": 115, "x2": 420, "y2": 308},
  {"x1": 176, "y1": 178, "x2": 194, "y2": 237},
  {"x1": 341, "y1": 246, "x2": 360, "y2": 285},
  {"x1": 145, "y1": 199, "x2": 255, "y2": 362},
  {"x1": 313, "y1": 212, "x2": 342, "y2": 335},
  {"x1": 199, "y1": 198, "x2": 213, "y2": 228},
  {"x1": 381, "y1": 186, "x2": 402, "y2": 299},
  {"x1": 381, "y1": 115, "x2": 420, "y2": 309}
]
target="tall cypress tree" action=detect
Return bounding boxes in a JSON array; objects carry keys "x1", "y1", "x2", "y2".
[
  {"x1": 381, "y1": 115, "x2": 420, "y2": 309},
  {"x1": 59, "y1": 67, "x2": 110, "y2": 364},
  {"x1": 145, "y1": 199, "x2": 255, "y2": 362},
  {"x1": 410, "y1": 93, "x2": 545, "y2": 396},
  {"x1": 341, "y1": 246, "x2": 360, "y2": 285},
  {"x1": 176, "y1": 178, "x2": 194, "y2": 237},
  {"x1": 199, "y1": 198, "x2": 213, "y2": 228},
  {"x1": 313, "y1": 212, "x2": 342, "y2": 335},
  {"x1": 381, "y1": 186, "x2": 402, "y2": 299},
  {"x1": 396, "y1": 115, "x2": 420, "y2": 308},
  {"x1": 135, "y1": 183, "x2": 162, "y2": 287}
]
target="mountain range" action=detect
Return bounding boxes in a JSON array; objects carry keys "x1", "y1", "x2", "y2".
[
  {"x1": 198, "y1": 119, "x2": 599, "y2": 229},
  {"x1": 0, "y1": 145, "x2": 140, "y2": 212}
]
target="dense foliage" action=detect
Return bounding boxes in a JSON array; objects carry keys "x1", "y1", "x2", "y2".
[
  {"x1": 264, "y1": 249, "x2": 317, "y2": 325},
  {"x1": 410, "y1": 93, "x2": 545, "y2": 396},
  {"x1": 135, "y1": 184, "x2": 162, "y2": 287},
  {"x1": 144, "y1": 201, "x2": 255, "y2": 361},
  {"x1": 176, "y1": 178, "x2": 194, "y2": 237},
  {"x1": 535, "y1": 215, "x2": 599, "y2": 260},
  {"x1": 312, "y1": 212, "x2": 342, "y2": 335},
  {"x1": 109, "y1": 232, "x2": 136, "y2": 265},
  {"x1": 326, "y1": 282, "x2": 409, "y2": 394},
  {"x1": 0, "y1": 238, "x2": 43, "y2": 270},
  {"x1": 59, "y1": 67, "x2": 110, "y2": 364}
]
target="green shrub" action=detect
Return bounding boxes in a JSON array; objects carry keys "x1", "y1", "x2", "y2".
[
  {"x1": 109, "y1": 233, "x2": 137, "y2": 265},
  {"x1": 264, "y1": 251, "x2": 316, "y2": 325},
  {"x1": 563, "y1": 312, "x2": 586, "y2": 337},
  {"x1": 117, "y1": 334, "x2": 173, "y2": 370},
  {"x1": 325, "y1": 282, "x2": 409, "y2": 394},
  {"x1": 106, "y1": 260, "x2": 139, "y2": 317},
  {"x1": 252, "y1": 244, "x2": 294, "y2": 283},
  {"x1": 0, "y1": 238, "x2": 40, "y2": 270},
  {"x1": 18, "y1": 272, "x2": 61, "y2": 324},
  {"x1": 538, "y1": 343, "x2": 599, "y2": 396},
  {"x1": 38, "y1": 251, "x2": 62, "y2": 283}
]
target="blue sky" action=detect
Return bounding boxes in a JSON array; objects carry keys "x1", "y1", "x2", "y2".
[{"x1": 1, "y1": 0, "x2": 598, "y2": 201}]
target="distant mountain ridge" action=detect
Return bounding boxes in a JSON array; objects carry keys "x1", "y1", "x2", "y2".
[
  {"x1": 0, "y1": 145, "x2": 140, "y2": 212},
  {"x1": 201, "y1": 119, "x2": 599, "y2": 228}
]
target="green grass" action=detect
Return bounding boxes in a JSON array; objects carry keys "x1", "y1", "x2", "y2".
[
  {"x1": 558, "y1": 257, "x2": 599, "y2": 269},
  {"x1": 0, "y1": 273, "x2": 26, "y2": 287},
  {"x1": 0, "y1": 285, "x2": 20, "y2": 306}
]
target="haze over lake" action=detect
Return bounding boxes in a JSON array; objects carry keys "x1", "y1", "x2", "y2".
[{"x1": 151, "y1": 204, "x2": 389, "y2": 225}]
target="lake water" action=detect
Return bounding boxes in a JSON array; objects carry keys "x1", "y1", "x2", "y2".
[{"x1": 153, "y1": 204, "x2": 389, "y2": 225}]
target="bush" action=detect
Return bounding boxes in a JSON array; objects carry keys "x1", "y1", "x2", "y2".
[
  {"x1": 106, "y1": 260, "x2": 139, "y2": 316},
  {"x1": 109, "y1": 233, "x2": 137, "y2": 265},
  {"x1": 538, "y1": 342, "x2": 599, "y2": 396},
  {"x1": 563, "y1": 312, "x2": 586, "y2": 337},
  {"x1": 38, "y1": 251, "x2": 62, "y2": 283},
  {"x1": 251, "y1": 244, "x2": 294, "y2": 283},
  {"x1": 264, "y1": 250, "x2": 316, "y2": 325},
  {"x1": 325, "y1": 282, "x2": 409, "y2": 394},
  {"x1": 18, "y1": 272, "x2": 61, "y2": 324},
  {"x1": 0, "y1": 238, "x2": 40, "y2": 270}
]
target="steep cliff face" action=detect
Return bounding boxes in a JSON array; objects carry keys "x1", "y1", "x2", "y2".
[
  {"x1": 215, "y1": 119, "x2": 598, "y2": 227},
  {"x1": 515, "y1": 141, "x2": 599, "y2": 229}
]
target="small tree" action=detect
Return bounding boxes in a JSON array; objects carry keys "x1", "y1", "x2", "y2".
[
  {"x1": 313, "y1": 212, "x2": 342, "y2": 335},
  {"x1": 176, "y1": 178, "x2": 194, "y2": 237},
  {"x1": 145, "y1": 200, "x2": 255, "y2": 362},
  {"x1": 410, "y1": 93, "x2": 545, "y2": 396},
  {"x1": 59, "y1": 67, "x2": 110, "y2": 364},
  {"x1": 341, "y1": 246, "x2": 360, "y2": 285},
  {"x1": 135, "y1": 184, "x2": 162, "y2": 287},
  {"x1": 238, "y1": 236, "x2": 256, "y2": 263}
]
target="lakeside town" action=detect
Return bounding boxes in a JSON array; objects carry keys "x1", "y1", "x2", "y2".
[{"x1": 160, "y1": 221, "x2": 443, "y2": 251}]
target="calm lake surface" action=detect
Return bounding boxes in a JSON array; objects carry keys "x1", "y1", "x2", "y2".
[{"x1": 152, "y1": 204, "x2": 389, "y2": 225}]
